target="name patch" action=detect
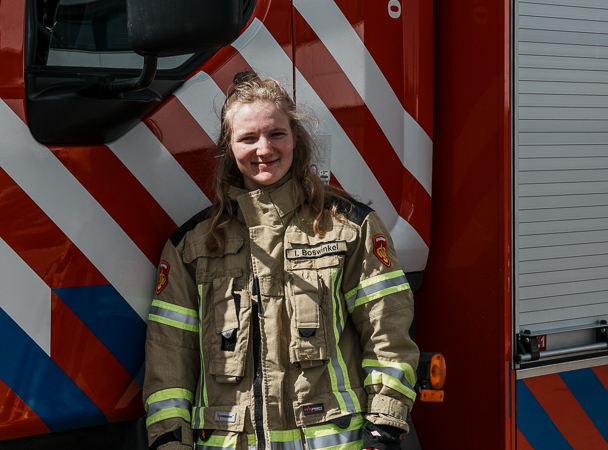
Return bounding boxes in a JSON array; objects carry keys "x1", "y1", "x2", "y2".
[
  {"x1": 286, "y1": 241, "x2": 347, "y2": 260},
  {"x1": 302, "y1": 403, "x2": 325, "y2": 416},
  {"x1": 215, "y1": 411, "x2": 237, "y2": 423}
]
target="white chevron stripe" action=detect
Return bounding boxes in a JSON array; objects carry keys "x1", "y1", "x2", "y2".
[
  {"x1": 107, "y1": 123, "x2": 210, "y2": 226},
  {"x1": 174, "y1": 71, "x2": 226, "y2": 144},
  {"x1": 0, "y1": 237, "x2": 51, "y2": 355},
  {"x1": 293, "y1": 0, "x2": 433, "y2": 195},
  {"x1": 0, "y1": 100, "x2": 155, "y2": 320},
  {"x1": 229, "y1": 20, "x2": 428, "y2": 271}
]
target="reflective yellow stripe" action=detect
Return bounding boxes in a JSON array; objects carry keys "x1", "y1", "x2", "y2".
[
  {"x1": 151, "y1": 299, "x2": 198, "y2": 317},
  {"x1": 192, "y1": 285, "x2": 208, "y2": 430},
  {"x1": 202, "y1": 434, "x2": 239, "y2": 448},
  {"x1": 149, "y1": 300, "x2": 199, "y2": 332},
  {"x1": 145, "y1": 388, "x2": 194, "y2": 408},
  {"x1": 146, "y1": 406, "x2": 191, "y2": 427},
  {"x1": 362, "y1": 359, "x2": 416, "y2": 401},
  {"x1": 268, "y1": 429, "x2": 302, "y2": 442},
  {"x1": 304, "y1": 414, "x2": 366, "y2": 450},
  {"x1": 345, "y1": 271, "x2": 409, "y2": 313},
  {"x1": 327, "y1": 268, "x2": 360, "y2": 413}
]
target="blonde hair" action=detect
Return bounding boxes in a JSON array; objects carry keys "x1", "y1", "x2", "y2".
[{"x1": 206, "y1": 71, "x2": 351, "y2": 254}]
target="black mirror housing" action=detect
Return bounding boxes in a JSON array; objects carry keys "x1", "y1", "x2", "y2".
[{"x1": 127, "y1": 0, "x2": 244, "y2": 57}]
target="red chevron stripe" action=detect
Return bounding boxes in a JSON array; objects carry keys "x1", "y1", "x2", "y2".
[
  {"x1": 292, "y1": 9, "x2": 431, "y2": 245},
  {"x1": 0, "y1": 167, "x2": 142, "y2": 421},
  {"x1": 51, "y1": 293, "x2": 144, "y2": 421},
  {"x1": 210, "y1": 51, "x2": 253, "y2": 94},
  {"x1": 50, "y1": 145, "x2": 177, "y2": 265},
  {"x1": 516, "y1": 428, "x2": 534, "y2": 450},
  {"x1": 0, "y1": 166, "x2": 106, "y2": 288},
  {"x1": 333, "y1": 0, "x2": 433, "y2": 139},
  {"x1": 593, "y1": 365, "x2": 608, "y2": 392},
  {"x1": 0, "y1": 378, "x2": 50, "y2": 440},
  {"x1": 144, "y1": 96, "x2": 217, "y2": 201},
  {"x1": 524, "y1": 374, "x2": 608, "y2": 448}
]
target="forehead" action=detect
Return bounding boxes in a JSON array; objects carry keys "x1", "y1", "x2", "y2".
[{"x1": 228, "y1": 100, "x2": 290, "y2": 132}]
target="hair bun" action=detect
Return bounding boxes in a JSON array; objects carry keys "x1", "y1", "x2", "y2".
[{"x1": 233, "y1": 70, "x2": 259, "y2": 86}]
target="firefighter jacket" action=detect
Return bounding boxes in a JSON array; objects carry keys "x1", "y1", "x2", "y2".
[{"x1": 143, "y1": 174, "x2": 419, "y2": 450}]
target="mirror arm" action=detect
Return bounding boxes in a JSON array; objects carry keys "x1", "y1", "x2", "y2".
[{"x1": 99, "y1": 54, "x2": 158, "y2": 97}]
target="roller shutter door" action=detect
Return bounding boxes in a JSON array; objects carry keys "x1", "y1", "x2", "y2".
[{"x1": 514, "y1": 0, "x2": 608, "y2": 339}]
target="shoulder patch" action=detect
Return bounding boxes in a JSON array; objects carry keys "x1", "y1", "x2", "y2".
[
  {"x1": 327, "y1": 198, "x2": 374, "y2": 226},
  {"x1": 155, "y1": 260, "x2": 170, "y2": 295},
  {"x1": 372, "y1": 234, "x2": 391, "y2": 267},
  {"x1": 169, "y1": 206, "x2": 215, "y2": 247}
]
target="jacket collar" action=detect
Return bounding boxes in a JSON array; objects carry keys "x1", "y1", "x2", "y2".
[{"x1": 228, "y1": 173, "x2": 303, "y2": 227}]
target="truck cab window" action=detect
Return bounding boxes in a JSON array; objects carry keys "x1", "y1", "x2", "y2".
[
  {"x1": 24, "y1": 0, "x2": 255, "y2": 145},
  {"x1": 28, "y1": 0, "x2": 190, "y2": 70}
]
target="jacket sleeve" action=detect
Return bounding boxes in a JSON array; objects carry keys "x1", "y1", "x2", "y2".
[
  {"x1": 342, "y1": 211, "x2": 419, "y2": 431},
  {"x1": 143, "y1": 239, "x2": 200, "y2": 449}
]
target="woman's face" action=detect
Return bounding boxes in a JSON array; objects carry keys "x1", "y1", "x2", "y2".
[{"x1": 230, "y1": 100, "x2": 295, "y2": 191}]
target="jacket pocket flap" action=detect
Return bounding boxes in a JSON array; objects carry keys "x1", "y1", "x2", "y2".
[{"x1": 184, "y1": 238, "x2": 244, "y2": 263}]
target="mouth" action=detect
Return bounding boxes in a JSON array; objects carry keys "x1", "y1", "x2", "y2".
[{"x1": 254, "y1": 159, "x2": 279, "y2": 168}]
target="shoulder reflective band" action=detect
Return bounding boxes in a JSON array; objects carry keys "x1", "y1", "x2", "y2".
[
  {"x1": 149, "y1": 299, "x2": 199, "y2": 332},
  {"x1": 345, "y1": 271, "x2": 409, "y2": 313},
  {"x1": 362, "y1": 359, "x2": 416, "y2": 401},
  {"x1": 304, "y1": 414, "x2": 366, "y2": 450},
  {"x1": 268, "y1": 429, "x2": 304, "y2": 450},
  {"x1": 145, "y1": 388, "x2": 194, "y2": 427},
  {"x1": 328, "y1": 268, "x2": 361, "y2": 414},
  {"x1": 196, "y1": 433, "x2": 239, "y2": 450}
]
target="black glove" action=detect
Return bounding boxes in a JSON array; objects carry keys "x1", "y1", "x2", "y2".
[{"x1": 362, "y1": 424, "x2": 403, "y2": 450}]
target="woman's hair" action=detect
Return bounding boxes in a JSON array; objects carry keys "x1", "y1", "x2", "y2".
[{"x1": 206, "y1": 71, "x2": 352, "y2": 254}]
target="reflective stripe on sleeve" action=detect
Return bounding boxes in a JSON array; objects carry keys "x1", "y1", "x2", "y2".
[
  {"x1": 196, "y1": 433, "x2": 239, "y2": 450},
  {"x1": 268, "y1": 429, "x2": 304, "y2": 450},
  {"x1": 362, "y1": 359, "x2": 416, "y2": 401},
  {"x1": 145, "y1": 388, "x2": 194, "y2": 427},
  {"x1": 328, "y1": 268, "x2": 361, "y2": 414},
  {"x1": 303, "y1": 414, "x2": 365, "y2": 450},
  {"x1": 148, "y1": 299, "x2": 199, "y2": 332},
  {"x1": 345, "y1": 271, "x2": 409, "y2": 313}
]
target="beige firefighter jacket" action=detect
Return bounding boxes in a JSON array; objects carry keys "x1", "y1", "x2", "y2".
[{"x1": 143, "y1": 174, "x2": 419, "y2": 450}]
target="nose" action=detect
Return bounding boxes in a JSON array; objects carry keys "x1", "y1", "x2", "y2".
[{"x1": 256, "y1": 135, "x2": 274, "y2": 156}]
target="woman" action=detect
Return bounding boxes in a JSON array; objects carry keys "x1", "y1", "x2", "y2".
[{"x1": 143, "y1": 72, "x2": 419, "y2": 450}]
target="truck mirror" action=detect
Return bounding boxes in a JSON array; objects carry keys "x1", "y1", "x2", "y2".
[{"x1": 126, "y1": 0, "x2": 244, "y2": 57}]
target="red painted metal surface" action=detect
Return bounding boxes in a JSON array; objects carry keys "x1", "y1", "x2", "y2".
[
  {"x1": 0, "y1": 0, "x2": 26, "y2": 120},
  {"x1": 412, "y1": 1, "x2": 512, "y2": 449},
  {"x1": 292, "y1": 0, "x2": 432, "y2": 247},
  {"x1": 524, "y1": 375, "x2": 607, "y2": 448}
]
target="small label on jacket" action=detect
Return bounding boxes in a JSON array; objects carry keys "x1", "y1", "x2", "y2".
[
  {"x1": 302, "y1": 403, "x2": 325, "y2": 415},
  {"x1": 215, "y1": 411, "x2": 237, "y2": 423},
  {"x1": 286, "y1": 241, "x2": 347, "y2": 260}
]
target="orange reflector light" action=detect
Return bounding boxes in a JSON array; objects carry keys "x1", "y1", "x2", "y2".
[
  {"x1": 429, "y1": 354, "x2": 446, "y2": 389},
  {"x1": 420, "y1": 389, "x2": 444, "y2": 402}
]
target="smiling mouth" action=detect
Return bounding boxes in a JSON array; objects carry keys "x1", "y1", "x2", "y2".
[{"x1": 254, "y1": 159, "x2": 279, "y2": 168}]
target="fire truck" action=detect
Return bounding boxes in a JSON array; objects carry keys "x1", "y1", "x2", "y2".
[{"x1": 0, "y1": 0, "x2": 607, "y2": 449}]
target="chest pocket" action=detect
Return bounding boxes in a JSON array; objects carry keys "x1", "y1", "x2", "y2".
[
  {"x1": 186, "y1": 238, "x2": 251, "y2": 383},
  {"x1": 288, "y1": 269, "x2": 329, "y2": 368}
]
